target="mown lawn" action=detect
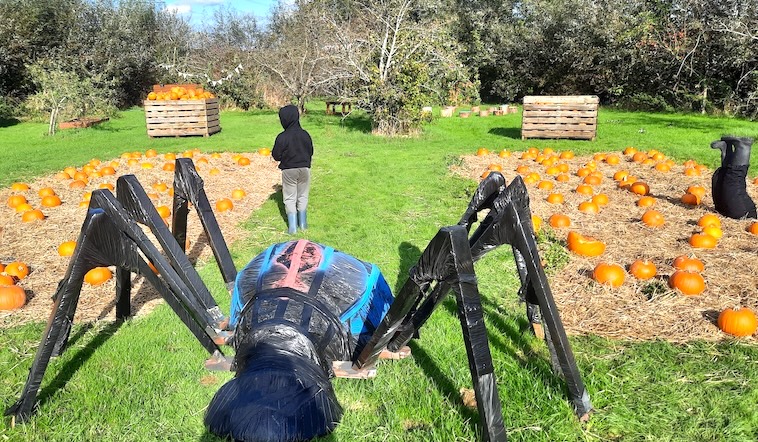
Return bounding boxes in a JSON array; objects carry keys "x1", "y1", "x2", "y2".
[{"x1": 1, "y1": 105, "x2": 757, "y2": 441}]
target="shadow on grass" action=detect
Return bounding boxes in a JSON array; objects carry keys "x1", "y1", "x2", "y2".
[
  {"x1": 265, "y1": 184, "x2": 287, "y2": 224},
  {"x1": 488, "y1": 127, "x2": 522, "y2": 139},
  {"x1": 407, "y1": 341, "x2": 481, "y2": 436},
  {"x1": 34, "y1": 321, "x2": 123, "y2": 409},
  {"x1": 302, "y1": 109, "x2": 372, "y2": 134},
  {"x1": 395, "y1": 242, "x2": 421, "y2": 294},
  {"x1": 439, "y1": 296, "x2": 568, "y2": 400},
  {"x1": 0, "y1": 118, "x2": 20, "y2": 128}
]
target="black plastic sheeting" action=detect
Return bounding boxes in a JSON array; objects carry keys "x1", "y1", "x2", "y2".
[
  {"x1": 711, "y1": 136, "x2": 757, "y2": 219},
  {"x1": 206, "y1": 240, "x2": 393, "y2": 442}
]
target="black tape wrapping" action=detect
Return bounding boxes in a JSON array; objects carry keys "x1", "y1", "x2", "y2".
[{"x1": 712, "y1": 165, "x2": 757, "y2": 219}]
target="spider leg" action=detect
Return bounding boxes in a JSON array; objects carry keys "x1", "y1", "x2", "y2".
[
  {"x1": 6, "y1": 189, "x2": 228, "y2": 423},
  {"x1": 172, "y1": 158, "x2": 237, "y2": 290},
  {"x1": 499, "y1": 177, "x2": 593, "y2": 419},
  {"x1": 115, "y1": 174, "x2": 226, "y2": 327},
  {"x1": 356, "y1": 226, "x2": 507, "y2": 441}
]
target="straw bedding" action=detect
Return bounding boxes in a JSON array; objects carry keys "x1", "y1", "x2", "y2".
[
  {"x1": 452, "y1": 149, "x2": 757, "y2": 343},
  {"x1": 0, "y1": 151, "x2": 280, "y2": 327}
]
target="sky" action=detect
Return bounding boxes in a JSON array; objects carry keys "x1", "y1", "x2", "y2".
[{"x1": 163, "y1": 0, "x2": 279, "y2": 26}]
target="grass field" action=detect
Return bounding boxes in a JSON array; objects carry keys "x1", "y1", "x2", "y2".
[{"x1": 1, "y1": 105, "x2": 757, "y2": 441}]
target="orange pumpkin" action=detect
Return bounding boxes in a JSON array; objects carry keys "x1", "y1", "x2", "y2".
[
  {"x1": 605, "y1": 154, "x2": 620, "y2": 165},
  {"x1": 476, "y1": 147, "x2": 489, "y2": 156},
  {"x1": 11, "y1": 183, "x2": 29, "y2": 191},
  {"x1": 717, "y1": 307, "x2": 757, "y2": 337},
  {"x1": 680, "y1": 193, "x2": 700, "y2": 206},
  {"x1": 613, "y1": 170, "x2": 629, "y2": 181},
  {"x1": 592, "y1": 194, "x2": 609, "y2": 206},
  {"x1": 654, "y1": 163, "x2": 671, "y2": 172},
  {"x1": 99, "y1": 166, "x2": 116, "y2": 176},
  {"x1": 687, "y1": 185, "x2": 706, "y2": 199},
  {"x1": 697, "y1": 214, "x2": 721, "y2": 228},
  {"x1": 537, "y1": 180, "x2": 554, "y2": 191},
  {"x1": 689, "y1": 233, "x2": 717, "y2": 249},
  {"x1": 5, "y1": 261, "x2": 29, "y2": 280},
  {"x1": 746, "y1": 222, "x2": 758, "y2": 235},
  {"x1": 69, "y1": 180, "x2": 87, "y2": 189},
  {"x1": 498, "y1": 150, "x2": 510, "y2": 158},
  {"x1": 630, "y1": 182, "x2": 650, "y2": 196},
  {"x1": 549, "y1": 214, "x2": 571, "y2": 228},
  {"x1": 156, "y1": 206, "x2": 171, "y2": 219},
  {"x1": 629, "y1": 260, "x2": 657, "y2": 280},
  {"x1": 668, "y1": 270, "x2": 705, "y2": 295},
  {"x1": 583, "y1": 175, "x2": 602, "y2": 186},
  {"x1": 38, "y1": 187, "x2": 56, "y2": 197},
  {"x1": 636, "y1": 196, "x2": 655, "y2": 207},
  {"x1": 567, "y1": 231, "x2": 605, "y2": 257},
  {"x1": 702, "y1": 226, "x2": 723, "y2": 239},
  {"x1": 237, "y1": 157, "x2": 251, "y2": 166},
  {"x1": 231, "y1": 189, "x2": 247, "y2": 200},
  {"x1": 0, "y1": 285, "x2": 26, "y2": 310},
  {"x1": 21, "y1": 209, "x2": 45, "y2": 222},
  {"x1": 216, "y1": 198, "x2": 234, "y2": 212},
  {"x1": 7, "y1": 195, "x2": 27, "y2": 208},
  {"x1": 555, "y1": 174, "x2": 570, "y2": 182},
  {"x1": 546, "y1": 193, "x2": 564, "y2": 204},
  {"x1": 84, "y1": 267, "x2": 112, "y2": 285},
  {"x1": 593, "y1": 263, "x2": 626, "y2": 287},
  {"x1": 0, "y1": 273, "x2": 15, "y2": 286},
  {"x1": 578, "y1": 201, "x2": 600, "y2": 214},
  {"x1": 14, "y1": 203, "x2": 33, "y2": 213},
  {"x1": 41, "y1": 195, "x2": 62, "y2": 207},
  {"x1": 672, "y1": 255, "x2": 705, "y2": 272},
  {"x1": 641, "y1": 210, "x2": 664, "y2": 227},
  {"x1": 58, "y1": 241, "x2": 77, "y2": 257}
]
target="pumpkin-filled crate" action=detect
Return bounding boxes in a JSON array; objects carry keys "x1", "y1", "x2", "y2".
[{"x1": 144, "y1": 84, "x2": 221, "y2": 138}]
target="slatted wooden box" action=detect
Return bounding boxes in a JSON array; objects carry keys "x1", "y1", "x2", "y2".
[
  {"x1": 144, "y1": 98, "x2": 221, "y2": 138},
  {"x1": 521, "y1": 95, "x2": 598, "y2": 140}
]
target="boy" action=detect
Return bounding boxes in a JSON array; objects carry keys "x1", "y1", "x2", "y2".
[{"x1": 272, "y1": 105, "x2": 314, "y2": 234}]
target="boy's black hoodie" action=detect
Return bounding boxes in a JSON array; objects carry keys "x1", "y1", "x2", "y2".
[{"x1": 272, "y1": 105, "x2": 313, "y2": 170}]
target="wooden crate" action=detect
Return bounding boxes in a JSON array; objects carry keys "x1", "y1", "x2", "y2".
[
  {"x1": 521, "y1": 95, "x2": 598, "y2": 140},
  {"x1": 144, "y1": 99, "x2": 220, "y2": 138}
]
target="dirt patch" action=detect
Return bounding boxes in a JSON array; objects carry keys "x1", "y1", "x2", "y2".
[
  {"x1": 452, "y1": 149, "x2": 758, "y2": 343},
  {"x1": 0, "y1": 151, "x2": 280, "y2": 327}
]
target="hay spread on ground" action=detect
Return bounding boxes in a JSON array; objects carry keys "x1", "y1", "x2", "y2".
[
  {"x1": 0, "y1": 151, "x2": 280, "y2": 327},
  {"x1": 452, "y1": 149, "x2": 757, "y2": 343}
]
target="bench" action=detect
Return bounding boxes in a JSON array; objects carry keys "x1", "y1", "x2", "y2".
[
  {"x1": 521, "y1": 95, "x2": 599, "y2": 140},
  {"x1": 326, "y1": 100, "x2": 353, "y2": 115}
]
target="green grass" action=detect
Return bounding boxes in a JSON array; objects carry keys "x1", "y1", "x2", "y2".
[{"x1": 1, "y1": 104, "x2": 757, "y2": 441}]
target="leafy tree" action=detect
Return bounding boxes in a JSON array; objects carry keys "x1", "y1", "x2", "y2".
[{"x1": 25, "y1": 61, "x2": 114, "y2": 135}]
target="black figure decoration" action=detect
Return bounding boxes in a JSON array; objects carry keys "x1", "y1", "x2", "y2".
[{"x1": 711, "y1": 136, "x2": 757, "y2": 219}]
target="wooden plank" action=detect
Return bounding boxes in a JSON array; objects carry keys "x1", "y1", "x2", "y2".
[
  {"x1": 523, "y1": 104, "x2": 599, "y2": 112},
  {"x1": 523, "y1": 110, "x2": 597, "y2": 118},
  {"x1": 521, "y1": 130, "x2": 595, "y2": 139},
  {"x1": 523, "y1": 95, "x2": 599, "y2": 104},
  {"x1": 522, "y1": 116, "x2": 597, "y2": 124},
  {"x1": 521, "y1": 123, "x2": 596, "y2": 132}
]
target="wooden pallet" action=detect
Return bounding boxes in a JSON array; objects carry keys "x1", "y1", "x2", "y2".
[
  {"x1": 521, "y1": 95, "x2": 598, "y2": 140},
  {"x1": 144, "y1": 99, "x2": 221, "y2": 138}
]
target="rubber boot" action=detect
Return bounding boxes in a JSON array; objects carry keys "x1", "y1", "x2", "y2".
[
  {"x1": 711, "y1": 140, "x2": 728, "y2": 163},
  {"x1": 723, "y1": 136, "x2": 753, "y2": 166},
  {"x1": 287, "y1": 213, "x2": 297, "y2": 234},
  {"x1": 297, "y1": 211, "x2": 307, "y2": 230}
]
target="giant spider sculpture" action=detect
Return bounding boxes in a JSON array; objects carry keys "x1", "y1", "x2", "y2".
[{"x1": 6, "y1": 158, "x2": 592, "y2": 441}]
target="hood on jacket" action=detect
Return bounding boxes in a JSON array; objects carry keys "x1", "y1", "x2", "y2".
[{"x1": 278, "y1": 105, "x2": 300, "y2": 130}]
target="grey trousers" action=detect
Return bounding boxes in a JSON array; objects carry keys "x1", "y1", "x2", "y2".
[{"x1": 282, "y1": 167, "x2": 311, "y2": 215}]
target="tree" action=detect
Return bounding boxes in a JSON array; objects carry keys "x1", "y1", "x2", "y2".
[
  {"x1": 255, "y1": 0, "x2": 353, "y2": 114},
  {"x1": 25, "y1": 61, "x2": 114, "y2": 135},
  {"x1": 324, "y1": 0, "x2": 475, "y2": 134}
]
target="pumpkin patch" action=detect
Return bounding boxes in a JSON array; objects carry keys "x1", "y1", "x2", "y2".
[
  {"x1": 456, "y1": 147, "x2": 758, "y2": 342},
  {"x1": 0, "y1": 150, "x2": 279, "y2": 326}
]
